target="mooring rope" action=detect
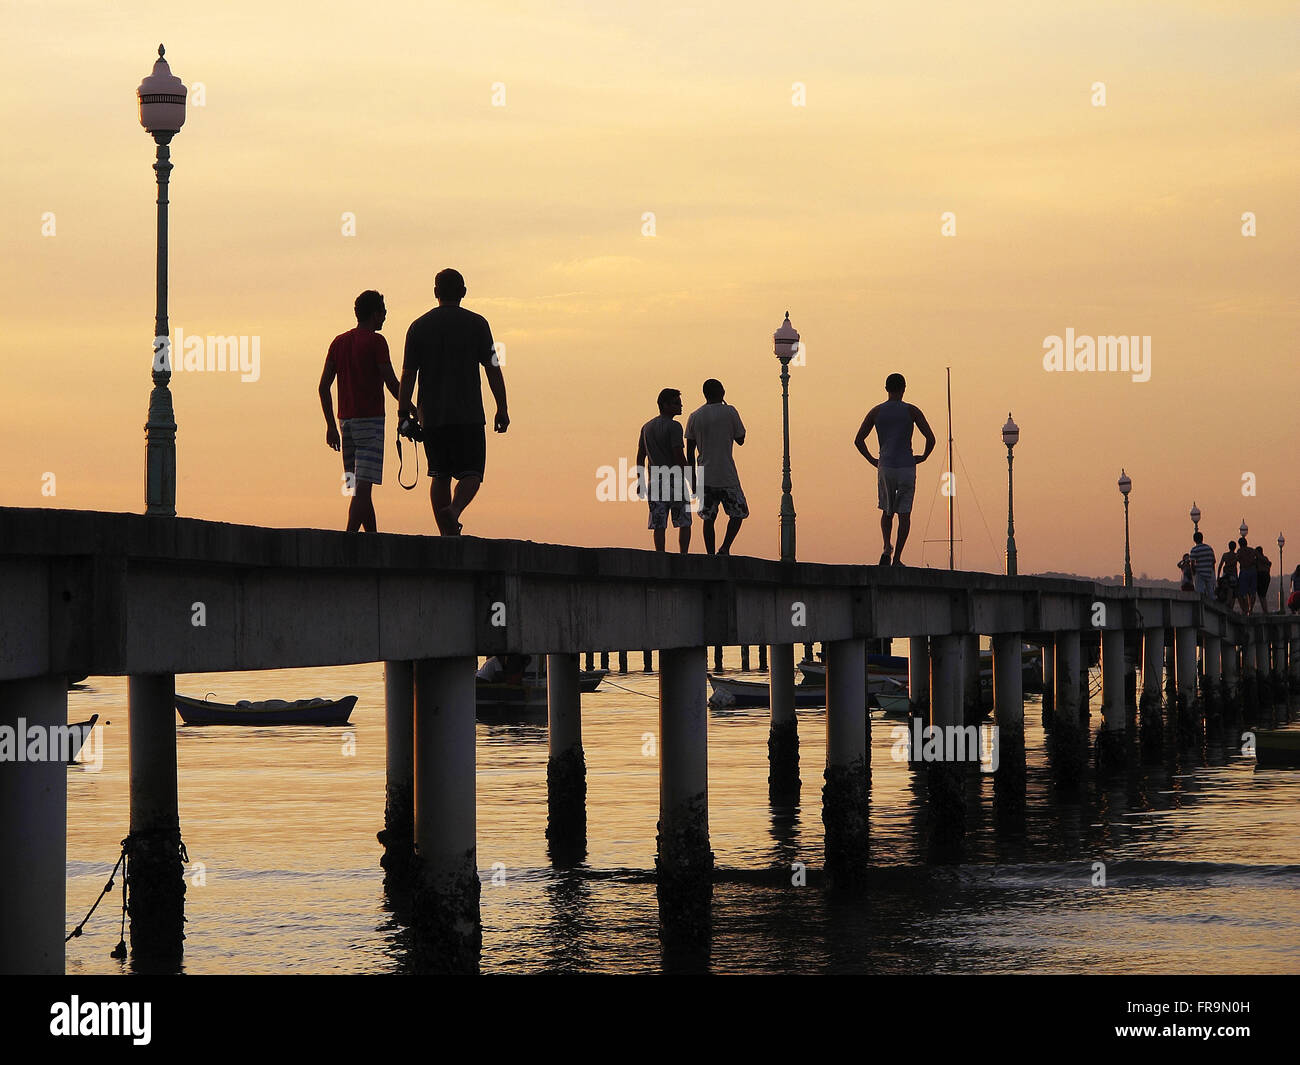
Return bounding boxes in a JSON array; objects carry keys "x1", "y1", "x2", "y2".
[
  {"x1": 598, "y1": 679, "x2": 658, "y2": 700},
  {"x1": 66, "y1": 837, "x2": 127, "y2": 946}
]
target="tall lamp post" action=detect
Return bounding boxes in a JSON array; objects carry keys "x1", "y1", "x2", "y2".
[
  {"x1": 1240, "y1": 518, "x2": 1249, "y2": 541},
  {"x1": 1002, "y1": 412, "x2": 1019, "y2": 575},
  {"x1": 138, "y1": 45, "x2": 186, "y2": 517},
  {"x1": 1190, "y1": 502, "x2": 1200, "y2": 534},
  {"x1": 1118, "y1": 470, "x2": 1133, "y2": 587},
  {"x1": 1278, "y1": 533, "x2": 1286, "y2": 614},
  {"x1": 774, "y1": 312, "x2": 800, "y2": 563}
]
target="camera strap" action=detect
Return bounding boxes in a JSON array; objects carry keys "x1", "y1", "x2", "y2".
[{"x1": 396, "y1": 426, "x2": 420, "y2": 490}]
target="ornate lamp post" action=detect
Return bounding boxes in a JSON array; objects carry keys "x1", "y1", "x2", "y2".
[
  {"x1": 1278, "y1": 533, "x2": 1286, "y2": 613},
  {"x1": 1118, "y1": 470, "x2": 1133, "y2": 587},
  {"x1": 1002, "y1": 412, "x2": 1019, "y2": 575},
  {"x1": 1190, "y1": 502, "x2": 1200, "y2": 534},
  {"x1": 138, "y1": 45, "x2": 187, "y2": 516},
  {"x1": 774, "y1": 312, "x2": 800, "y2": 563},
  {"x1": 1240, "y1": 519, "x2": 1249, "y2": 540}
]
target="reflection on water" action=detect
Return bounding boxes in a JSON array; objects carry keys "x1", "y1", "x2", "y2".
[{"x1": 64, "y1": 653, "x2": 1300, "y2": 974}]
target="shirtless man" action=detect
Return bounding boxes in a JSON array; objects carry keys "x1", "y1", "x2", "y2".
[{"x1": 854, "y1": 373, "x2": 936, "y2": 566}]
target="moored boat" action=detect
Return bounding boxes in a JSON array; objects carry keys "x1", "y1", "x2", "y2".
[
  {"x1": 66, "y1": 714, "x2": 99, "y2": 764},
  {"x1": 175, "y1": 693, "x2": 357, "y2": 725}
]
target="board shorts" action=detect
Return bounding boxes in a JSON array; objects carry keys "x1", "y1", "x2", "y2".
[
  {"x1": 340, "y1": 416, "x2": 385, "y2": 485},
  {"x1": 877, "y1": 465, "x2": 916, "y2": 516},
  {"x1": 424, "y1": 424, "x2": 486, "y2": 481},
  {"x1": 1258, "y1": 573, "x2": 1271, "y2": 598},
  {"x1": 1237, "y1": 570, "x2": 1257, "y2": 598},
  {"x1": 648, "y1": 500, "x2": 692, "y2": 530},
  {"x1": 1194, "y1": 573, "x2": 1214, "y2": 598},
  {"x1": 700, "y1": 484, "x2": 749, "y2": 521}
]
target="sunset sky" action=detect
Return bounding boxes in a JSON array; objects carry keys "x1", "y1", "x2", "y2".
[{"x1": 4, "y1": 1, "x2": 1297, "y2": 578}]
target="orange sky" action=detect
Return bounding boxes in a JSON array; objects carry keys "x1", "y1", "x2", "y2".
[{"x1": 3, "y1": 1, "x2": 1297, "y2": 578}]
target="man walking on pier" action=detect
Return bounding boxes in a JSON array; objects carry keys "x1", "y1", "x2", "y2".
[
  {"x1": 399, "y1": 268, "x2": 509, "y2": 536},
  {"x1": 686, "y1": 379, "x2": 748, "y2": 555},
  {"x1": 1189, "y1": 531, "x2": 1217, "y2": 598},
  {"x1": 854, "y1": 373, "x2": 936, "y2": 566},
  {"x1": 637, "y1": 388, "x2": 693, "y2": 553},
  {"x1": 319, "y1": 289, "x2": 400, "y2": 532}
]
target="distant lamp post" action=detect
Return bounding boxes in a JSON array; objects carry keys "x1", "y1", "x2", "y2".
[
  {"x1": 1278, "y1": 533, "x2": 1286, "y2": 613},
  {"x1": 137, "y1": 44, "x2": 187, "y2": 517},
  {"x1": 1240, "y1": 519, "x2": 1249, "y2": 540},
  {"x1": 1190, "y1": 502, "x2": 1200, "y2": 534},
  {"x1": 773, "y1": 312, "x2": 800, "y2": 563},
  {"x1": 1002, "y1": 412, "x2": 1019, "y2": 575},
  {"x1": 1118, "y1": 469, "x2": 1133, "y2": 587}
]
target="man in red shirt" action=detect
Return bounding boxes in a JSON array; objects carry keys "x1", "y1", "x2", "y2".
[{"x1": 318, "y1": 290, "x2": 401, "y2": 531}]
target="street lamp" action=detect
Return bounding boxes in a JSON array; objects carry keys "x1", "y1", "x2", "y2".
[
  {"x1": 1118, "y1": 469, "x2": 1133, "y2": 587},
  {"x1": 1240, "y1": 519, "x2": 1249, "y2": 540},
  {"x1": 1002, "y1": 412, "x2": 1019, "y2": 575},
  {"x1": 137, "y1": 44, "x2": 187, "y2": 517},
  {"x1": 1278, "y1": 533, "x2": 1286, "y2": 613},
  {"x1": 1190, "y1": 502, "x2": 1200, "y2": 534},
  {"x1": 773, "y1": 312, "x2": 800, "y2": 563}
]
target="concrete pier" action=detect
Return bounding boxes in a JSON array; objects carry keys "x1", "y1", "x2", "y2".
[
  {"x1": 1140, "y1": 627, "x2": 1166, "y2": 756},
  {"x1": 127, "y1": 673, "x2": 185, "y2": 967},
  {"x1": 656, "y1": 646, "x2": 713, "y2": 938},
  {"x1": 0, "y1": 676, "x2": 67, "y2": 975},
  {"x1": 962, "y1": 634, "x2": 981, "y2": 724},
  {"x1": 1174, "y1": 626, "x2": 1199, "y2": 748},
  {"x1": 1041, "y1": 636, "x2": 1055, "y2": 721},
  {"x1": 928, "y1": 634, "x2": 965, "y2": 854},
  {"x1": 380, "y1": 660, "x2": 415, "y2": 881},
  {"x1": 823, "y1": 638, "x2": 869, "y2": 888},
  {"x1": 1255, "y1": 631, "x2": 1271, "y2": 717},
  {"x1": 1202, "y1": 634, "x2": 1223, "y2": 739},
  {"x1": 767, "y1": 643, "x2": 799, "y2": 799},
  {"x1": 1051, "y1": 630, "x2": 1085, "y2": 783},
  {"x1": 991, "y1": 634, "x2": 1026, "y2": 809},
  {"x1": 1241, "y1": 629, "x2": 1259, "y2": 724},
  {"x1": 546, "y1": 652, "x2": 586, "y2": 865},
  {"x1": 1097, "y1": 628, "x2": 1127, "y2": 772},
  {"x1": 413, "y1": 656, "x2": 481, "y2": 971}
]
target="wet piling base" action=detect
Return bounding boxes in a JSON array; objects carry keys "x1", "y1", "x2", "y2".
[
  {"x1": 1047, "y1": 719, "x2": 1088, "y2": 788},
  {"x1": 926, "y1": 761, "x2": 966, "y2": 859},
  {"x1": 1094, "y1": 727, "x2": 1127, "y2": 776},
  {"x1": 125, "y1": 829, "x2": 187, "y2": 970},
  {"x1": 821, "y1": 759, "x2": 869, "y2": 891},
  {"x1": 378, "y1": 784, "x2": 415, "y2": 886},
  {"x1": 545, "y1": 746, "x2": 588, "y2": 866},
  {"x1": 655, "y1": 793, "x2": 714, "y2": 943},
  {"x1": 767, "y1": 721, "x2": 800, "y2": 802},
  {"x1": 1174, "y1": 694, "x2": 1204, "y2": 755},
  {"x1": 410, "y1": 851, "x2": 482, "y2": 974},
  {"x1": 1139, "y1": 694, "x2": 1164, "y2": 760},
  {"x1": 993, "y1": 728, "x2": 1027, "y2": 822}
]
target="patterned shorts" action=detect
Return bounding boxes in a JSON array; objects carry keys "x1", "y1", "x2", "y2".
[
  {"x1": 699, "y1": 485, "x2": 749, "y2": 521},
  {"x1": 341, "y1": 416, "x2": 385, "y2": 485},
  {"x1": 647, "y1": 500, "x2": 693, "y2": 530}
]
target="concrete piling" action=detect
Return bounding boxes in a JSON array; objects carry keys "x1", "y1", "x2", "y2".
[
  {"x1": 927, "y1": 634, "x2": 966, "y2": 854},
  {"x1": 992, "y1": 634, "x2": 1026, "y2": 808},
  {"x1": 656, "y1": 646, "x2": 713, "y2": 938},
  {"x1": 1041, "y1": 636, "x2": 1055, "y2": 722},
  {"x1": 618, "y1": 650, "x2": 628, "y2": 674},
  {"x1": 1140, "y1": 628, "x2": 1166, "y2": 756},
  {"x1": 823, "y1": 638, "x2": 869, "y2": 888},
  {"x1": 546, "y1": 653, "x2": 586, "y2": 865},
  {"x1": 757, "y1": 644, "x2": 767, "y2": 671},
  {"x1": 908, "y1": 636, "x2": 931, "y2": 764},
  {"x1": 1174, "y1": 626, "x2": 1199, "y2": 750},
  {"x1": 413, "y1": 656, "x2": 481, "y2": 972},
  {"x1": 379, "y1": 660, "x2": 416, "y2": 881},
  {"x1": 0, "y1": 676, "x2": 67, "y2": 975},
  {"x1": 1051, "y1": 630, "x2": 1086, "y2": 783},
  {"x1": 962, "y1": 633, "x2": 982, "y2": 725},
  {"x1": 740, "y1": 645, "x2": 751, "y2": 671},
  {"x1": 127, "y1": 673, "x2": 186, "y2": 968},
  {"x1": 767, "y1": 643, "x2": 800, "y2": 800},
  {"x1": 1097, "y1": 628, "x2": 1127, "y2": 772}
]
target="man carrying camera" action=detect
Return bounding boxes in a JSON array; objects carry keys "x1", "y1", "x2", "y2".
[
  {"x1": 319, "y1": 289, "x2": 401, "y2": 532},
  {"x1": 398, "y1": 268, "x2": 509, "y2": 536}
]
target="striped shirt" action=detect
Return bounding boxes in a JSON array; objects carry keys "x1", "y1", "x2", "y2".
[{"x1": 1190, "y1": 542, "x2": 1217, "y2": 578}]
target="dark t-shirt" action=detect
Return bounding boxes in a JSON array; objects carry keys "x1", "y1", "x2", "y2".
[
  {"x1": 402, "y1": 305, "x2": 495, "y2": 427},
  {"x1": 329, "y1": 328, "x2": 393, "y2": 420}
]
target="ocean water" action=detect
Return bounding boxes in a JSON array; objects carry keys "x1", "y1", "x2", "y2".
[{"x1": 63, "y1": 650, "x2": 1300, "y2": 974}]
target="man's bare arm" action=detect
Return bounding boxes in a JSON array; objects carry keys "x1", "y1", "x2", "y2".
[
  {"x1": 913, "y1": 408, "x2": 937, "y2": 462},
  {"x1": 318, "y1": 357, "x2": 339, "y2": 450},
  {"x1": 398, "y1": 367, "x2": 417, "y2": 421},
  {"x1": 854, "y1": 411, "x2": 878, "y2": 466},
  {"x1": 485, "y1": 363, "x2": 509, "y2": 432}
]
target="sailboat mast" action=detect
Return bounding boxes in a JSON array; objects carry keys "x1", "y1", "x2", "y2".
[{"x1": 947, "y1": 367, "x2": 954, "y2": 570}]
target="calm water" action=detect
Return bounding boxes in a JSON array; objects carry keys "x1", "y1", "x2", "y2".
[{"x1": 64, "y1": 649, "x2": 1300, "y2": 974}]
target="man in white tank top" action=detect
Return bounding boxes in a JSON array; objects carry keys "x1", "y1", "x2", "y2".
[{"x1": 854, "y1": 373, "x2": 936, "y2": 566}]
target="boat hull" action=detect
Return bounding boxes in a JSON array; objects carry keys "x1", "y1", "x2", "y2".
[{"x1": 175, "y1": 694, "x2": 357, "y2": 726}]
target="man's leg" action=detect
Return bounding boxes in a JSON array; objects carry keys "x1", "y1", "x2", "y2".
[
  {"x1": 894, "y1": 514, "x2": 912, "y2": 563},
  {"x1": 430, "y1": 476, "x2": 453, "y2": 533},
  {"x1": 702, "y1": 518, "x2": 717, "y2": 555},
  {"x1": 445, "y1": 475, "x2": 481, "y2": 529},
  {"x1": 678, "y1": 525, "x2": 691, "y2": 554},
  {"x1": 653, "y1": 529, "x2": 666, "y2": 552},
  {"x1": 347, "y1": 480, "x2": 372, "y2": 532},
  {"x1": 719, "y1": 516, "x2": 743, "y2": 555}
]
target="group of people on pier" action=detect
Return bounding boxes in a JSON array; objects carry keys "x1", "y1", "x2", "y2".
[{"x1": 1179, "y1": 533, "x2": 1300, "y2": 615}]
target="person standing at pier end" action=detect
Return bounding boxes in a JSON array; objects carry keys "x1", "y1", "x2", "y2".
[
  {"x1": 1219, "y1": 541, "x2": 1240, "y2": 605},
  {"x1": 637, "y1": 388, "x2": 693, "y2": 553},
  {"x1": 1235, "y1": 537, "x2": 1258, "y2": 614},
  {"x1": 1189, "y1": 531, "x2": 1217, "y2": 598},
  {"x1": 398, "y1": 268, "x2": 509, "y2": 536},
  {"x1": 686, "y1": 379, "x2": 748, "y2": 555},
  {"x1": 854, "y1": 373, "x2": 936, "y2": 566},
  {"x1": 318, "y1": 290, "x2": 400, "y2": 532}
]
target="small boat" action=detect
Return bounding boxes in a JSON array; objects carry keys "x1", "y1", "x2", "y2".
[
  {"x1": 175, "y1": 693, "x2": 356, "y2": 726},
  {"x1": 708, "y1": 675, "x2": 830, "y2": 710},
  {"x1": 476, "y1": 659, "x2": 607, "y2": 717},
  {"x1": 1255, "y1": 730, "x2": 1300, "y2": 768},
  {"x1": 797, "y1": 653, "x2": 909, "y2": 687},
  {"x1": 66, "y1": 714, "x2": 99, "y2": 764}
]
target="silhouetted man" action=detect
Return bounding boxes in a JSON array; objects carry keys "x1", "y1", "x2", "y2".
[
  {"x1": 398, "y1": 269, "x2": 508, "y2": 535},
  {"x1": 637, "y1": 388, "x2": 693, "y2": 553},
  {"x1": 854, "y1": 372, "x2": 936, "y2": 566},
  {"x1": 319, "y1": 289, "x2": 400, "y2": 532},
  {"x1": 686, "y1": 379, "x2": 747, "y2": 555}
]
